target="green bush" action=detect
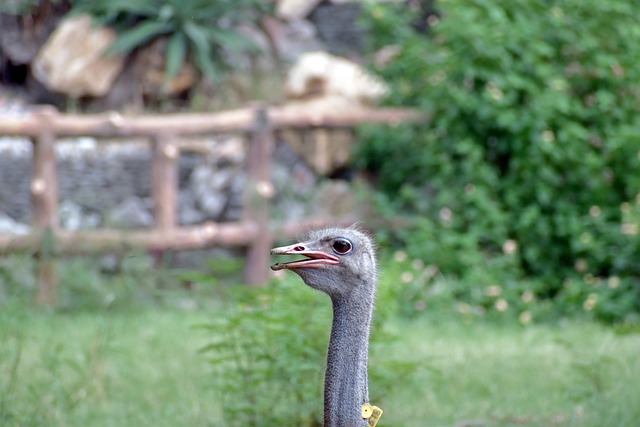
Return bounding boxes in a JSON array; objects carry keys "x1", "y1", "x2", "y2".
[
  {"x1": 195, "y1": 271, "x2": 416, "y2": 426},
  {"x1": 197, "y1": 278, "x2": 327, "y2": 426},
  {"x1": 357, "y1": 0, "x2": 640, "y2": 322}
]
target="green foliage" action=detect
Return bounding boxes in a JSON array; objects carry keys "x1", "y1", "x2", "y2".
[
  {"x1": 198, "y1": 278, "x2": 327, "y2": 426},
  {"x1": 380, "y1": 250, "x2": 526, "y2": 322},
  {"x1": 358, "y1": 0, "x2": 640, "y2": 322},
  {"x1": 0, "y1": 0, "x2": 39, "y2": 14},
  {"x1": 0, "y1": 253, "x2": 196, "y2": 311},
  {"x1": 195, "y1": 270, "x2": 415, "y2": 427},
  {"x1": 0, "y1": 304, "x2": 220, "y2": 426},
  {"x1": 70, "y1": 0, "x2": 270, "y2": 82},
  {"x1": 0, "y1": 0, "x2": 66, "y2": 15}
]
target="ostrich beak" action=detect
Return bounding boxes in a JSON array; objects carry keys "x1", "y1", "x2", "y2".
[{"x1": 270, "y1": 242, "x2": 340, "y2": 271}]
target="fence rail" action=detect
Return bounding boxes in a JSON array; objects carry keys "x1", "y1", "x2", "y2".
[
  {"x1": 0, "y1": 105, "x2": 421, "y2": 136},
  {"x1": 0, "y1": 104, "x2": 422, "y2": 304}
]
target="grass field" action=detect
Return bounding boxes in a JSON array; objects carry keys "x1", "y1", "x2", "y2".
[
  {"x1": 376, "y1": 320, "x2": 640, "y2": 427},
  {"x1": 1, "y1": 293, "x2": 638, "y2": 427}
]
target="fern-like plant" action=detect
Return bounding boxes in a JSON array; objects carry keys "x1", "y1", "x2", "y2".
[{"x1": 70, "y1": 0, "x2": 270, "y2": 83}]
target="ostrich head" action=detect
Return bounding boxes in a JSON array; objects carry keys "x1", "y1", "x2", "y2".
[
  {"x1": 270, "y1": 227, "x2": 376, "y2": 300},
  {"x1": 271, "y1": 227, "x2": 380, "y2": 427}
]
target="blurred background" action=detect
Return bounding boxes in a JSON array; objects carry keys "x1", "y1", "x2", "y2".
[{"x1": 0, "y1": 0, "x2": 639, "y2": 426}]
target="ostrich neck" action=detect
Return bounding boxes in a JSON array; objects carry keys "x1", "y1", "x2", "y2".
[{"x1": 324, "y1": 292, "x2": 373, "y2": 427}]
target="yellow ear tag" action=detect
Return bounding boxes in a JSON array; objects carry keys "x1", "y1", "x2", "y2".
[
  {"x1": 362, "y1": 403, "x2": 373, "y2": 418},
  {"x1": 362, "y1": 403, "x2": 383, "y2": 426}
]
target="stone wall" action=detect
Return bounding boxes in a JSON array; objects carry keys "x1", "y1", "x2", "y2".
[{"x1": 0, "y1": 133, "x2": 336, "y2": 234}]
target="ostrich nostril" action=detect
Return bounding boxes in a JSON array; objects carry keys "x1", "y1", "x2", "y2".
[{"x1": 294, "y1": 246, "x2": 305, "y2": 251}]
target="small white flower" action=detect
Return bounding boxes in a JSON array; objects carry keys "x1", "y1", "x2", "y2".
[
  {"x1": 495, "y1": 299, "x2": 508, "y2": 312},
  {"x1": 485, "y1": 285, "x2": 502, "y2": 297},
  {"x1": 521, "y1": 290, "x2": 535, "y2": 303},
  {"x1": 608, "y1": 276, "x2": 620, "y2": 289},
  {"x1": 439, "y1": 207, "x2": 452, "y2": 222},
  {"x1": 502, "y1": 239, "x2": 518, "y2": 254},
  {"x1": 394, "y1": 251, "x2": 408, "y2": 263},
  {"x1": 400, "y1": 271, "x2": 414, "y2": 284},
  {"x1": 583, "y1": 293, "x2": 598, "y2": 311},
  {"x1": 519, "y1": 311, "x2": 532, "y2": 325}
]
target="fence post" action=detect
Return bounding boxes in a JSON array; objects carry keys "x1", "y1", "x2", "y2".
[
  {"x1": 243, "y1": 105, "x2": 274, "y2": 285},
  {"x1": 150, "y1": 133, "x2": 179, "y2": 275},
  {"x1": 31, "y1": 107, "x2": 59, "y2": 305},
  {"x1": 151, "y1": 133, "x2": 178, "y2": 230}
]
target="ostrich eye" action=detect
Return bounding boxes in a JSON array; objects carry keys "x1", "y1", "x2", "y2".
[{"x1": 331, "y1": 238, "x2": 353, "y2": 255}]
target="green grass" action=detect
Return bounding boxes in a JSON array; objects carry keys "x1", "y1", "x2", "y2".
[
  {"x1": 374, "y1": 320, "x2": 640, "y2": 426},
  {"x1": 0, "y1": 305, "x2": 219, "y2": 426},
  {"x1": 1, "y1": 298, "x2": 638, "y2": 427},
  {"x1": 0, "y1": 255, "x2": 638, "y2": 426}
]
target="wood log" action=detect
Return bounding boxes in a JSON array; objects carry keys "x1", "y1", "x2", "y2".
[
  {"x1": 269, "y1": 106, "x2": 425, "y2": 128},
  {"x1": 0, "y1": 106, "x2": 254, "y2": 137},
  {"x1": 0, "y1": 106, "x2": 425, "y2": 137},
  {"x1": 243, "y1": 106, "x2": 275, "y2": 285},
  {"x1": 0, "y1": 222, "x2": 258, "y2": 255},
  {"x1": 0, "y1": 217, "x2": 356, "y2": 256},
  {"x1": 151, "y1": 134, "x2": 178, "y2": 229},
  {"x1": 30, "y1": 110, "x2": 59, "y2": 305},
  {"x1": 30, "y1": 132, "x2": 58, "y2": 228}
]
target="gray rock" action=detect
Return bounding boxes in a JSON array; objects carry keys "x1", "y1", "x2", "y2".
[
  {"x1": 309, "y1": 2, "x2": 365, "y2": 55},
  {"x1": 59, "y1": 200, "x2": 83, "y2": 230},
  {"x1": 225, "y1": 173, "x2": 247, "y2": 221},
  {"x1": 190, "y1": 164, "x2": 232, "y2": 219},
  {"x1": 270, "y1": 140, "x2": 318, "y2": 221},
  {"x1": 272, "y1": 140, "x2": 316, "y2": 193},
  {"x1": 177, "y1": 191, "x2": 206, "y2": 225},
  {"x1": 195, "y1": 191, "x2": 228, "y2": 219},
  {"x1": 56, "y1": 141, "x2": 152, "y2": 213},
  {"x1": 59, "y1": 199, "x2": 101, "y2": 230},
  {"x1": 109, "y1": 196, "x2": 154, "y2": 228},
  {"x1": 0, "y1": 137, "x2": 32, "y2": 221},
  {"x1": 32, "y1": 14, "x2": 125, "y2": 97},
  {"x1": 0, "y1": 8, "x2": 60, "y2": 64},
  {"x1": 0, "y1": 211, "x2": 29, "y2": 234},
  {"x1": 276, "y1": 0, "x2": 323, "y2": 19},
  {"x1": 268, "y1": 18, "x2": 326, "y2": 62}
]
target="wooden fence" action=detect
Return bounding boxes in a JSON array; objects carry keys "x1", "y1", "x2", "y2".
[{"x1": 0, "y1": 104, "x2": 420, "y2": 304}]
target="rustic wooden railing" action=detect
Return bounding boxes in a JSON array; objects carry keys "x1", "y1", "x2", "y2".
[{"x1": 0, "y1": 104, "x2": 421, "y2": 304}]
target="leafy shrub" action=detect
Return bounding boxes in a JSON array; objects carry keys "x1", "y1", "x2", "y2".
[
  {"x1": 378, "y1": 249, "x2": 553, "y2": 325},
  {"x1": 198, "y1": 277, "x2": 327, "y2": 426},
  {"x1": 70, "y1": 0, "x2": 270, "y2": 83},
  {"x1": 196, "y1": 269, "x2": 416, "y2": 426},
  {"x1": 357, "y1": 0, "x2": 640, "y2": 322}
]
